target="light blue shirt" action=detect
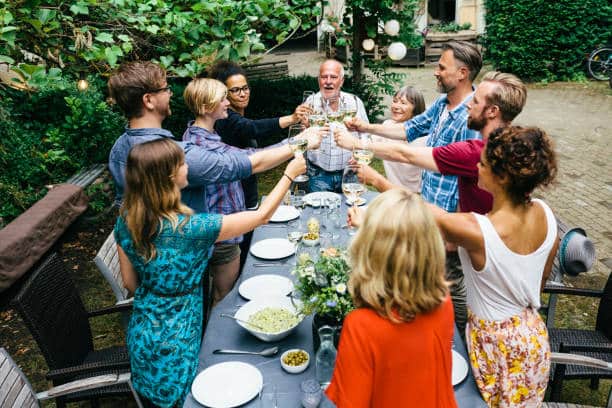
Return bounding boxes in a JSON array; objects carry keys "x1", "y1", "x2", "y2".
[{"x1": 404, "y1": 94, "x2": 481, "y2": 211}]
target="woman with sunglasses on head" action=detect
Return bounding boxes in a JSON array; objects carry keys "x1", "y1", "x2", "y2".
[{"x1": 115, "y1": 138, "x2": 305, "y2": 408}]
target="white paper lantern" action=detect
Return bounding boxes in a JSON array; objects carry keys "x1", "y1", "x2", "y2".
[
  {"x1": 362, "y1": 38, "x2": 375, "y2": 51},
  {"x1": 387, "y1": 42, "x2": 407, "y2": 61},
  {"x1": 384, "y1": 20, "x2": 400, "y2": 36}
]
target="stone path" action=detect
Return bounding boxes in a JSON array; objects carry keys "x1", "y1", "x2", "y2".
[{"x1": 265, "y1": 50, "x2": 612, "y2": 279}]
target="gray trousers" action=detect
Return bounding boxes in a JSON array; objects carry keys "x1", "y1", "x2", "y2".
[{"x1": 446, "y1": 251, "x2": 467, "y2": 341}]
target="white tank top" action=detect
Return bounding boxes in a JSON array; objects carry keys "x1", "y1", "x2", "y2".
[{"x1": 458, "y1": 199, "x2": 557, "y2": 321}]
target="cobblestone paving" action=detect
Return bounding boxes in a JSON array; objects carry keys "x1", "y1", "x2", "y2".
[{"x1": 270, "y1": 50, "x2": 612, "y2": 279}]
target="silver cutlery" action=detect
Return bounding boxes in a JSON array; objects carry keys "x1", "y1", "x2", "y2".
[
  {"x1": 212, "y1": 346, "x2": 279, "y2": 357},
  {"x1": 219, "y1": 313, "x2": 267, "y2": 331},
  {"x1": 253, "y1": 261, "x2": 289, "y2": 267}
]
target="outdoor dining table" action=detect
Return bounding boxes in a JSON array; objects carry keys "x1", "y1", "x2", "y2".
[{"x1": 183, "y1": 191, "x2": 487, "y2": 408}]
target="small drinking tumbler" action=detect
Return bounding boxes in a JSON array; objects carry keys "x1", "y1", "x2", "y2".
[{"x1": 300, "y1": 379, "x2": 322, "y2": 408}]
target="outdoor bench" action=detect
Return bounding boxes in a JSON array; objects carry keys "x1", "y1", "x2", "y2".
[{"x1": 243, "y1": 60, "x2": 289, "y2": 81}]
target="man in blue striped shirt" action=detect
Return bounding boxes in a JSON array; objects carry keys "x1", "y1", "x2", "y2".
[{"x1": 345, "y1": 41, "x2": 483, "y2": 336}]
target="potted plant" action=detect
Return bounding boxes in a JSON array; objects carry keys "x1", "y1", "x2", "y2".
[{"x1": 292, "y1": 247, "x2": 353, "y2": 350}]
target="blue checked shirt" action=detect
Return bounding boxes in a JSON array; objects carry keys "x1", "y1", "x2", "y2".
[{"x1": 405, "y1": 93, "x2": 481, "y2": 212}]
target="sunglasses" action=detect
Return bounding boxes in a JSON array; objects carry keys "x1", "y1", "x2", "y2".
[{"x1": 148, "y1": 85, "x2": 173, "y2": 94}]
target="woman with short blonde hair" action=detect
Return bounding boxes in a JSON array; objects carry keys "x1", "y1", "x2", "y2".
[
  {"x1": 183, "y1": 78, "x2": 227, "y2": 117},
  {"x1": 326, "y1": 189, "x2": 457, "y2": 408}
]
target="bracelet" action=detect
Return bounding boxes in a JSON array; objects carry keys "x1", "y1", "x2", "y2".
[{"x1": 283, "y1": 173, "x2": 294, "y2": 183}]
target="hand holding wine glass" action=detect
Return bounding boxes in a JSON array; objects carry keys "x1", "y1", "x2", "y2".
[
  {"x1": 288, "y1": 124, "x2": 309, "y2": 182},
  {"x1": 342, "y1": 166, "x2": 365, "y2": 208},
  {"x1": 333, "y1": 128, "x2": 359, "y2": 151}
]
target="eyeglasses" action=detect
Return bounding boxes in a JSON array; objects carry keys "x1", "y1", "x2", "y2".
[
  {"x1": 227, "y1": 85, "x2": 250, "y2": 95},
  {"x1": 148, "y1": 85, "x2": 173, "y2": 95}
]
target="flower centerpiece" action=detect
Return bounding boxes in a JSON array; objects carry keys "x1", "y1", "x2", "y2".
[{"x1": 292, "y1": 247, "x2": 353, "y2": 349}]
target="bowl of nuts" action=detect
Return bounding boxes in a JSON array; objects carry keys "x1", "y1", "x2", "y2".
[{"x1": 280, "y1": 349, "x2": 310, "y2": 374}]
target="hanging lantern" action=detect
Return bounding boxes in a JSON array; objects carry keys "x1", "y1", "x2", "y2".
[
  {"x1": 384, "y1": 20, "x2": 400, "y2": 36},
  {"x1": 387, "y1": 42, "x2": 407, "y2": 61},
  {"x1": 362, "y1": 39, "x2": 375, "y2": 51}
]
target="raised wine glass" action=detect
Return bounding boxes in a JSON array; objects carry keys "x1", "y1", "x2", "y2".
[
  {"x1": 341, "y1": 166, "x2": 365, "y2": 234},
  {"x1": 287, "y1": 124, "x2": 309, "y2": 182}
]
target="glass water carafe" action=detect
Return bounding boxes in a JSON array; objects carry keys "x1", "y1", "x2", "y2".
[{"x1": 315, "y1": 325, "x2": 337, "y2": 390}]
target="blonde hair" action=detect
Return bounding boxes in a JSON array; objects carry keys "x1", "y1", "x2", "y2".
[
  {"x1": 481, "y1": 71, "x2": 527, "y2": 122},
  {"x1": 348, "y1": 189, "x2": 448, "y2": 323},
  {"x1": 121, "y1": 138, "x2": 193, "y2": 262},
  {"x1": 183, "y1": 78, "x2": 227, "y2": 117}
]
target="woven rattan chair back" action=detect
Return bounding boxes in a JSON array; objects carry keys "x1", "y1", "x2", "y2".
[
  {"x1": 11, "y1": 253, "x2": 94, "y2": 371},
  {"x1": 94, "y1": 232, "x2": 129, "y2": 303},
  {"x1": 0, "y1": 348, "x2": 39, "y2": 407},
  {"x1": 596, "y1": 272, "x2": 612, "y2": 340}
]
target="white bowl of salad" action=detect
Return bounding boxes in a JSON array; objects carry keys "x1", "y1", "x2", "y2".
[{"x1": 234, "y1": 296, "x2": 303, "y2": 342}]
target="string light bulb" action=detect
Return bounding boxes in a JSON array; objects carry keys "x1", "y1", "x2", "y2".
[
  {"x1": 387, "y1": 42, "x2": 407, "y2": 61},
  {"x1": 384, "y1": 20, "x2": 400, "y2": 36},
  {"x1": 77, "y1": 74, "x2": 89, "y2": 91},
  {"x1": 362, "y1": 39, "x2": 375, "y2": 51}
]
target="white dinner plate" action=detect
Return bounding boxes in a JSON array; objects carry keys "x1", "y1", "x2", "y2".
[
  {"x1": 452, "y1": 350, "x2": 469, "y2": 386},
  {"x1": 346, "y1": 197, "x2": 367, "y2": 206},
  {"x1": 303, "y1": 192, "x2": 341, "y2": 206},
  {"x1": 191, "y1": 361, "x2": 263, "y2": 408},
  {"x1": 239, "y1": 274, "x2": 294, "y2": 300},
  {"x1": 250, "y1": 238, "x2": 295, "y2": 260},
  {"x1": 270, "y1": 205, "x2": 300, "y2": 222}
]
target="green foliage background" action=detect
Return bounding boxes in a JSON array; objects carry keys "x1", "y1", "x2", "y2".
[{"x1": 484, "y1": 0, "x2": 611, "y2": 81}]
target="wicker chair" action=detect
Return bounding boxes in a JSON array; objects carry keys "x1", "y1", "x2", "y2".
[
  {"x1": 10, "y1": 252, "x2": 132, "y2": 407},
  {"x1": 0, "y1": 348, "x2": 141, "y2": 408},
  {"x1": 545, "y1": 271, "x2": 612, "y2": 401},
  {"x1": 543, "y1": 352, "x2": 612, "y2": 408}
]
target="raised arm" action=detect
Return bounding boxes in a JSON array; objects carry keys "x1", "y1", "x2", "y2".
[
  {"x1": 334, "y1": 129, "x2": 439, "y2": 172},
  {"x1": 344, "y1": 118, "x2": 407, "y2": 140},
  {"x1": 249, "y1": 127, "x2": 322, "y2": 174},
  {"x1": 216, "y1": 155, "x2": 306, "y2": 242}
]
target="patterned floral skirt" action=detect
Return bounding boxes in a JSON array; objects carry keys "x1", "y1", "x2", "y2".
[{"x1": 466, "y1": 308, "x2": 551, "y2": 407}]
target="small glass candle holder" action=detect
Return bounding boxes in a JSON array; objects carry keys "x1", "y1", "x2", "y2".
[{"x1": 300, "y1": 378, "x2": 322, "y2": 408}]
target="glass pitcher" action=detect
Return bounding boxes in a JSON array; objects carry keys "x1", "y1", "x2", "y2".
[{"x1": 315, "y1": 325, "x2": 337, "y2": 390}]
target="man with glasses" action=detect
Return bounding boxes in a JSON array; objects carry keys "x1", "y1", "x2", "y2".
[
  {"x1": 108, "y1": 61, "x2": 320, "y2": 213},
  {"x1": 303, "y1": 59, "x2": 370, "y2": 193}
]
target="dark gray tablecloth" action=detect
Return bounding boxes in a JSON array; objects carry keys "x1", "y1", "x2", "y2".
[{"x1": 184, "y1": 192, "x2": 486, "y2": 408}]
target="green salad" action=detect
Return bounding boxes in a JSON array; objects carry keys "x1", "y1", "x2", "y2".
[{"x1": 247, "y1": 307, "x2": 299, "y2": 333}]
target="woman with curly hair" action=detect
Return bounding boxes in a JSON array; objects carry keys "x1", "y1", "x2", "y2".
[
  {"x1": 421, "y1": 126, "x2": 558, "y2": 407},
  {"x1": 327, "y1": 189, "x2": 457, "y2": 407},
  {"x1": 115, "y1": 138, "x2": 305, "y2": 407}
]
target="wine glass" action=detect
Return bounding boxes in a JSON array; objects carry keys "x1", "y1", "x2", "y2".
[
  {"x1": 342, "y1": 166, "x2": 365, "y2": 209},
  {"x1": 288, "y1": 124, "x2": 309, "y2": 183},
  {"x1": 302, "y1": 90, "x2": 315, "y2": 104}
]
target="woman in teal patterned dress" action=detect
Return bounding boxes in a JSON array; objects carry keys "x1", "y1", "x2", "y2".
[{"x1": 115, "y1": 138, "x2": 305, "y2": 407}]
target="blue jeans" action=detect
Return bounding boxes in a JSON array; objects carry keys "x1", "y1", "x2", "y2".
[{"x1": 307, "y1": 162, "x2": 343, "y2": 193}]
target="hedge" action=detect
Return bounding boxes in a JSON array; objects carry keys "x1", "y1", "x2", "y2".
[{"x1": 484, "y1": 0, "x2": 611, "y2": 81}]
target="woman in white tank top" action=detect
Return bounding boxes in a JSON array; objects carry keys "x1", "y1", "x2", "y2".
[{"x1": 425, "y1": 126, "x2": 559, "y2": 407}]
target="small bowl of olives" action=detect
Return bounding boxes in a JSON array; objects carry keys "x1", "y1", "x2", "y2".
[{"x1": 280, "y1": 348, "x2": 310, "y2": 374}]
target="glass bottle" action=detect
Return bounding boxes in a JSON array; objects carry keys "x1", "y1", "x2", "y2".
[{"x1": 315, "y1": 325, "x2": 337, "y2": 390}]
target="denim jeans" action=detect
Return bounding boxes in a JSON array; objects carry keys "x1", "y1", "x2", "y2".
[{"x1": 307, "y1": 162, "x2": 343, "y2": 193}]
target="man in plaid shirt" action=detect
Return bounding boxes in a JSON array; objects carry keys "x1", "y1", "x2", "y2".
[
  {"x1": 304, "y1": 59, "x2": 370, "y2": 192},
  {"x1": 345, "y1": 41, "x2": 483, "y2": 336}
]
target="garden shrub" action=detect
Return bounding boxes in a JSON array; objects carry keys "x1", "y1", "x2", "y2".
[
  {"x1": 484, "y1": 0, "x2": 611, "y2": 81},
  {"x1": 0, "y1": 78, "x2": 124, "y2": 226}
]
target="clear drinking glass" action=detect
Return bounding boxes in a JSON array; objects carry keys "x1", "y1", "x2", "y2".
[
  {"x1": 342, "y1": 167, "x2": 364, "y2": 234},
  {"x1": 288, "y1": 124, "x2": 309, "y2": 182},
  {"x1": 292, "y1": 189, "x2": 306, "y2": 213},
  {"x1": 300, "y1": 379, "x2": 322, "y2": 408}
]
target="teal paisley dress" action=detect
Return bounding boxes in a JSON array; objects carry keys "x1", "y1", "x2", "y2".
[{"x1": 114, "y1": 213, "x2": 222, "y2": 407}]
